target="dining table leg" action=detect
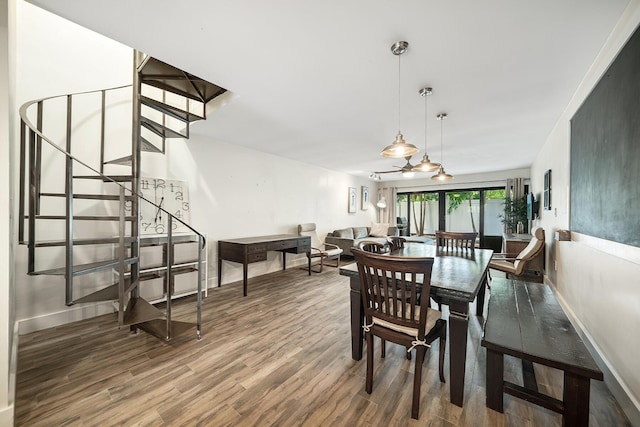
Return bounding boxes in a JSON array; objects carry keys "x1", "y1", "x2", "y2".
[
  {"x1": 448, "y1": 301, "x2": 470, "y2": 407},
  {"x1": 349, "y1": 276, "x2": 364, "y2": 360}
]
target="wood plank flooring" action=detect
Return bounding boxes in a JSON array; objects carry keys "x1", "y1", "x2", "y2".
[{"x1": 15, "y1": 265, "x2": 631, "y2": 426}]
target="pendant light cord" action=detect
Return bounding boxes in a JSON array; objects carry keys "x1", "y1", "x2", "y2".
[
  {"x1": 440, "y1": 117, "x2": 444, "y2": 163},
  {"x1": 424, "y1": 92, "x2": 428, "y2": 151},
  {"x1": 398, "y1": 53, "x2": 401, "y2": 133}
]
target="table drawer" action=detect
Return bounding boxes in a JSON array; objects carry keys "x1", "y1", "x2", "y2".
[
  {"x1": 267, "y1": 240, "x2": 296, "y2": 251},
  {"x1": 247, "y1": 244, "x2": 267, "y2": 254},
  {"x1": 247, "y1": 252, "x2": 267, "y2": 263}
]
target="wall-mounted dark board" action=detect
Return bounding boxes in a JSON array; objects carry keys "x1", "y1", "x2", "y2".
[{"x1": 570, "y1": 24, "x2": 640, "y2": 248}]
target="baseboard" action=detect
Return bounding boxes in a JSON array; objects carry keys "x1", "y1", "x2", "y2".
[
  {"x1": 17, "y1": 302, "x2": 116, "y2": 335},
  {"x1": 546, "y1": 277, "x2": 640, "y2": 426}
]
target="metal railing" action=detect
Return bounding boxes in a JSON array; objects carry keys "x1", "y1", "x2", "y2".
[{"x1": 19, "y1": 84, "x2": 205, "y2": 339}]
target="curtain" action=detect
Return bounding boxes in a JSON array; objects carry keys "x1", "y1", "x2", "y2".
[
  {"x1": 378, "y1": 187, "x2": 397, "y2": 225},
  {"x1": 505, "y1": 177, "x2": 525, "y2": 200}
]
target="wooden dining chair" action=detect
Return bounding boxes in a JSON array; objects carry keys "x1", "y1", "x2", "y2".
[
  {"x1": 387, "y1": 236, "x2": 406, "y2": 251},
  {"x1": 435, "y1": 231, "x2": 478, "y2": 251},
  {"x1": 357, "y1": 240, "x2": 386, "y2": 253},
  {"x1": 352, "y1": 248, "x2": 446, "y2": 419}
]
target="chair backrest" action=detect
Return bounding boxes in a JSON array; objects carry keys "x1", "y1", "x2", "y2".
[
  {"x1": 513, "y1": 226, "x2": 545, "y2": 274},
  {"x1": 358, "y1": 240, "x2": 386, "y2": 253},
  {"x1": 387, "y1": 236, "x2": 406, "y2": 251},
  {"x1": 298, "y1": 223, "x2": 322, "y2": 248},
  {"x1": 435, "y1": 231, "x2": 477, "y2": 251},
  {"x1": 352, "y1": 248, "x2": 434, "y2": 338}
]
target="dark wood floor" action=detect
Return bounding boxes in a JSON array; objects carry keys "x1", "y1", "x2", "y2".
[{"x1": 15, "y1": 264, "x2": 630, "y2": 426}]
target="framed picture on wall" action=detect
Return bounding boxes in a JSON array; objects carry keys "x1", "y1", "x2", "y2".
[
  {"x1": 348, "y1": 187, "x2": 357, "y2": 213},
  {"x1": 544, "y1": 169, "x2": 552, "y2": 210},
  {"x1": 361, "y1": 186, "x2": 369, "y2": 210}
]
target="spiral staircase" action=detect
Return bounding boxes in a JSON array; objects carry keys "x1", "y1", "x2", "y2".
[{"x1": 18, "y1": 52, "x2": 226, "y2": 340}]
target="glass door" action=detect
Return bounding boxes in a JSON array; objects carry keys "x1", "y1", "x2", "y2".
[{"x1": 444, "y1": 191, "x2": 480, "y2": 233}]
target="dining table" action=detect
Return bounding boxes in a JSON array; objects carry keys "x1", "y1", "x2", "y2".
[{"x1": 339, "y1": 243, "x2": 493, "y2": 407}]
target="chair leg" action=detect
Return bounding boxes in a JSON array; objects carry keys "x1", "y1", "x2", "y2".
[
  {"x1": 365, "y1": 332, "x2": 374, "y2": 394},
  {"x1": 411, "y1": 346, "x2": 427, "y2": 419},
  {"x1": 439, "y1": 323, "x2": 446, "y2": 383},
  {"x1": 380, "y1": 339, "x2": 386, "y2": 358}
]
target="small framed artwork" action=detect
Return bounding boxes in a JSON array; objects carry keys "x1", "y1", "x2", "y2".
[
  {"x1": 543, "y1": 169, "x2": 552, "y2": 210},
  {"x1": 361, "y1": 186, "x2": 369, "y2": 210},
  {"x1": 348, "y1": 187, "x2": 357, "y2": 213}
]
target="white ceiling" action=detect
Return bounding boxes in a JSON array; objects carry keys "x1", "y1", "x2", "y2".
[{"x1": 28, "y1": 0, "x2": 630, "y2": 181}]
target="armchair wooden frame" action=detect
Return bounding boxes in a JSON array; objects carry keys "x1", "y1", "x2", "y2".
[
  {"x1": 489, "y1": 227, "x2": 545, "y2": 280},
  {"x1": 298, "y1": 223, "x2": 343, "y2": 273}
]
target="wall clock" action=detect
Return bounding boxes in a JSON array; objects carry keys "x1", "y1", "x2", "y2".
[{"x1": 138, "y1": 177, "x2": 191, "y2": 235}]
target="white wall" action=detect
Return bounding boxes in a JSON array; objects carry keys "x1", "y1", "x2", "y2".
[
  {"x1": 14, "y1": 3, "x2": 133, "y2": 333},
  {"x1": 531, "y1": 1, "x2": 640, "y2": 424},
  {"x1": 149, "y1": 132, "x2": 377, "y2": 287},
  {"x1": 13, "y1": 3, "x2": 379, "y2": 332},
  {"x1": 1, "y1": 0, "x2": 15, "y2": 424}
]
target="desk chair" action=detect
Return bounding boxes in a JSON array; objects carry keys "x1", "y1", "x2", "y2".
[
  {"x1": 298, "y1": 223, "x2": 343, "y2": 273},
  {"x1": 435, "y1": 231, "x2": 478, "y2": 251},
  {"x1": 352, "y1": 248, "x2": 446, "y2": 419},
  {"x1": 490, "y1": 226, "x2": 545, "y2": 281}
]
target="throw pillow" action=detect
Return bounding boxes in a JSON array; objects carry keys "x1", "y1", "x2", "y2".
[
  {"x1": 370, "y1": 222, "x2": 389, "y2": 237},
  {"x1": 353, "y1": 227, "x2": 368, "y2": 239},
  {"x1": 334, "y1": 228, "x2": 354, "y2": 239}
]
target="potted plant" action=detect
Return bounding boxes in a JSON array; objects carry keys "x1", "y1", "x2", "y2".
[{"x1": 500, "y1": 195, "x2": 528, "y2": 234}]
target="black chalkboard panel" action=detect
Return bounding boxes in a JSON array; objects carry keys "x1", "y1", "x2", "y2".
[{"x1": 570, "y1": 24, "x2": 640, "y2": 248}]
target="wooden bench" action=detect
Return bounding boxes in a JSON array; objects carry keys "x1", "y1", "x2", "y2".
[{"x1": 481, "y1": 278, "x2": 603, "y2": 426}]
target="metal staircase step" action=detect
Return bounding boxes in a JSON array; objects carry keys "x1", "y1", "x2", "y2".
[
  {"x1": 122, "y1": 296, "x2": 164, "y2": 326},
  {"x1": 34, "y1": 236, "x2": 137, "y2": 247},
  {"x1": 140, "y1": 136, "x2": 164, "y2": 153},
  {"x1": 141, "y1": 117, "x2": 186, "y2": 139},
  {"x1": 30, "y1": 257, "x2": 138, "y2": 276},
  {"x1": 73, "y1": 283, "x2": 119, "y2": 304},
  {"x1": 34, "y1": 215, "x2": 136, "y2": 221},
  {"x1": 73, "y1": 175, "x2": 133, "y2": 182},
  {"x1": 40, "y1": 192, "x2": 135, "y2": 201},
  {"x1": 139, "y1": 266, "x2": 198, "y2": 281},
  {"x1": 103, "y1": 155, "x2": 133, "y2": 166},
  {"x1": 140, "y1": 234, "x2": 199, "y2": 246},
  {"x1": 135, "y1": 319, "x2": 196, "y2": 341},
  {"x1": 140, "y1": 96, "x2": 205, "y2": 123},
  {"x1": 138, "y1": 57, "x2": 227, "y2": 104}
]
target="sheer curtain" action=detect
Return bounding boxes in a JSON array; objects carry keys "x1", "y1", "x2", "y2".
[
  {"x1": 378, "y1": 187, "x2": 397, "y2": 225},
  {"x1": 506, "y1": 177, "x2": 525, "y2": 200}
]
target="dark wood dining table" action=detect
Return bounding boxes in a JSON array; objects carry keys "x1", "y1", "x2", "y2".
[{"x1": 339, "y1": 243, "x2": 492, "y2": 407}]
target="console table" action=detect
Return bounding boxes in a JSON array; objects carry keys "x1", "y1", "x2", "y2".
[{"x1": 218, "y1": 234, "x2": 311, "y2": 296}]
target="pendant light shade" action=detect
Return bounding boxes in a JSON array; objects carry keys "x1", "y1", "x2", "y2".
[
  {"x1": 413, "y1": 87, "x2": 440, "y2": 172},
  {"x1": 431, "y1": 113, "x2": 454, "y2": 181},
  {"x1": 381, "y1": 41, "x2": 419, "y2": 158}
]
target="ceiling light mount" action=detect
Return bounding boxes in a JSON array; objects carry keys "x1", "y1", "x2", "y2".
[
  {"x1": 391, "y1": 41, "x2": 409, "y2": 56},
  {"x1": 381, "y1": 40, "x2": 419, "y2": 158}
]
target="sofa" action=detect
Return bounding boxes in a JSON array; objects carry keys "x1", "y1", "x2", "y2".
[{"x1": 325, "y1": 224, "x2": 398, "y2": 256}]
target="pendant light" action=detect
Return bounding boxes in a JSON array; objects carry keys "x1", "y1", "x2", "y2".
[
  {"x1": 413, "y1": 87, "x2": 440, "y2": 172},
  {"x1": 431, "y1": 113, "x2": 454, "y2": 181},
  {"x1": 381, "y1": 41, "x2": 419, "y2": 158}
]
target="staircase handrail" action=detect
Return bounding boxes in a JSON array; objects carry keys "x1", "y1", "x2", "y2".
[{"x1": 19, "y1": 85, "x2": 206, "y2": 249}]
